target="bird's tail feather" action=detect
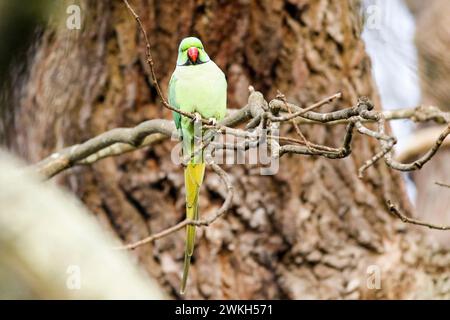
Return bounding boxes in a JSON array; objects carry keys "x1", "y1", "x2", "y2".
[{"x1": 180, "y1": 162, "x2": 205, "y2": 294}]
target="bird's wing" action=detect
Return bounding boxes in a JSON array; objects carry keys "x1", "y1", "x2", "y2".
[{"x1": 168, "y1": 70, "x2": 182, "y2": 130}]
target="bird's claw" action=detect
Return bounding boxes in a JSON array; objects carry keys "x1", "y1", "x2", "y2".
[
  {"x1": 208, "y1": 118, "x2": 217, "y2": 126},
  {"x1": 193, "y1": 112, "x2": 202, "y2": 123}
]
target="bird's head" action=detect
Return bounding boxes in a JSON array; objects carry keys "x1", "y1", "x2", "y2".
[{"x1": 176, "y1": 37, "x2": 210, "y2": 66}]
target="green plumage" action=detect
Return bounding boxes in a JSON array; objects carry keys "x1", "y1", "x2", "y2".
[{"x1": 168, "y1": 37, "x2": 227, "y2": 294}]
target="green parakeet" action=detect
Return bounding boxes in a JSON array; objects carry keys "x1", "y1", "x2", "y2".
[{"x1": 168, "y1": 37, "x2": 227, "y2": 294}]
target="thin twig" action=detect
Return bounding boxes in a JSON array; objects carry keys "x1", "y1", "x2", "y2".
[
  {"x1": 272, "y1": 135, "x2": 339, "y2": 152},
  {"x1": 114, "y1": 219, "x2": 192, "y2": 250},
  {"x1": 355, "y1": 119, "x2": 397, "y2": 178},
  {"x1": 114, "y1": 162, "x2": 233, "y2": 250},
  {"x1": 387, "y1": 200, "x2": 450, "y2": 230},
  {"x1": 123, "y1": 0, "x2": 214, "y2": 124},
  {"x1": 276, "y1": 91, "x2": 310, "y2": 148},
  {"x1": 436, "y1": 182, "x2": 450, "y2": 189}
]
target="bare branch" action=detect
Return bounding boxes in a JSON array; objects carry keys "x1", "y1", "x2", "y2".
[
  {"x1": 35, "y1": 119, "x2": 175, "y2": 178},
  {"x1": 78, "y1": 133, "x2": 167, "y2": 165},
  {"x1": 32, "y1": 89, "x2": 449, "y2": 184},
  {"x1": 278, "y1": 121, "x2": 355, "y2": 159},
  {"x1": 32, "y1": 88, "x2": 265, "y2": 179},
  {"x1": 289, "y1": 105, "x2": 450, "y2": 126},
  {"x1": 270, "y1": 92, "x2": 342, "y2": 122}
]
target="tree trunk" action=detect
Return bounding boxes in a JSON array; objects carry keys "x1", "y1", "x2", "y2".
[{"x1": 4, "y1": 0, "x2": 450, "y2": 299}]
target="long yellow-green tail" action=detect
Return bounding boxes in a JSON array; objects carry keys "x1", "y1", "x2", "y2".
[{"x1": 180, "y1": 162, "x2": 205, "y2": 294}]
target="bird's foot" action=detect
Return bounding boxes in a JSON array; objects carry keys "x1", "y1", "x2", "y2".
[
  {"x1": 193, "y1": 112, "x2": 202, "y2": 124},
  {"x1": 208, "y1": 117, "x2": 218, "y2": 126}
]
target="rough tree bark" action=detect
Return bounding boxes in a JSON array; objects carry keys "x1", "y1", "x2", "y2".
[
  {"x1": 406, "y1": 0, "x2": 450, "y2": 248},
  {"x1": 4, "y1": 0, "x2": 450, "y2": 299}
]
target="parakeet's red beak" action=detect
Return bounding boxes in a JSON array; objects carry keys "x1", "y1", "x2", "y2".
[{"x1": 187, "y1": 47, "x2": 199, "y2": 63}]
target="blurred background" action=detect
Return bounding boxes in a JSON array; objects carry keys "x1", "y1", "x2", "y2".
[
  {"x1": 0, "y1": 0, "x2": 449, "y2": 299},
  {"x1": 363, "y1": 0, "x2": 450, "y2": 246}
]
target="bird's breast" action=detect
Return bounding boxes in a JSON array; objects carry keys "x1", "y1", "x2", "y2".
[{"x1": 174, "y1": 62, "x2": 227, "y2": 120}]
